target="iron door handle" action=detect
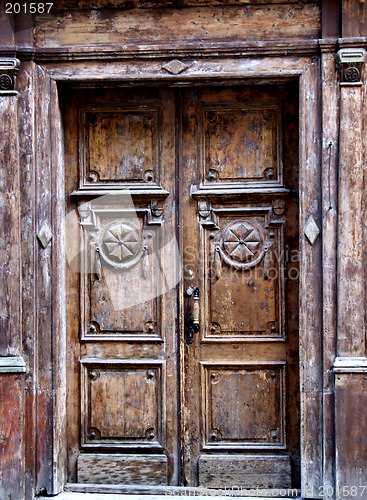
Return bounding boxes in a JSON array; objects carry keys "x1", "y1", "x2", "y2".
[{"x1": 187, "y1": 287, "x2": 200, "y2": 344}]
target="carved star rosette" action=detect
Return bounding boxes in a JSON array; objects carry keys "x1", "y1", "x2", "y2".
[
  {"x1": 99, "y1": 222, "x2": 146, "y2": 270},
  {"x1": 216, "y1": 220, "x2": 267, "y2": 271}
]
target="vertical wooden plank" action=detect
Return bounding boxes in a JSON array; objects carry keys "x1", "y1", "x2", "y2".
[
  {"x1": 342, "y1": 0, "x2": 362, "y2": 37},
  {"x1": 0, "y1": 375, "x2": 24, "y2": 500},
  {"x1": 0, "y1": 93, "x2": 21, "y2": 355},
  {"x1": 50, "y1": 76, "x2": 67, "y2": 493},
  {"x1": 360, "y1": 1, "x2": 367, "y2": 37},
  {"x1": 0, "y1": 3, "x2": 14, "y2": 47},
  {"x1": 322, "y1": 0, "x2": 341, "y2": 38},
  {"x1": 337, "y1": 84, "x2": 365, "y2": 357},
  {"x1": 299, "y1": 60, "x2": 323, "y2": 498},
  {"x1": 35, "y1": 63, "x2": 54, "y2": 495},
  {"x1": 334, "y1": 46, "x2": 367, "y2": 500},
  {"x1": 14, "y1": 8, "x2": 33, "y2": 47},
  {"x1": 34, "y1": 67, "x2": 66, "y2": 496},
  {"x1": 0, "y1": 74, "x2": 25, "y2": 500},
  {"x1": 17, "y1": 60, "x2": 37, "y2": 500},
  {"x1": 321, "y1": 46, "x2": 339, "y2": 498}
]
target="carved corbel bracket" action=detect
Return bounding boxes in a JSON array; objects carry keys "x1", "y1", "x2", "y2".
[
  {"x1": 197, "y1": 201, "x2": 219, "y2": 229},
  {"x1": 337, "y1": 48, "x2": 366, "y2": 85},
  {"x1": 0, "y1": 58, "x2": 20, "y2": 95},
  {"x1": 78, "y1": 202, "x2": 97, "y2": 230},
  {"x1": 146, "y1": 200, "x2": 164, "y2": 226}
]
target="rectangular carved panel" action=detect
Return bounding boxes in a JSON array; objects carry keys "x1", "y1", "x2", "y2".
[
  {"x1": 335, "y1": 372, "x2": 367, "y2": 497},
  {"x1": 77, "y1": 454, "x2": 167, "y2": 485},
  {"x1": 200, "y1": 103, "x2": 282, "y2": 184},
  {"x1": 78, "y1": 203, "x2": 163, "y2": 341},
  {"x1": 199, "y1": 455, "x2": 291, "y2": 489},
  {"x1": 80, "y1": 106, "x2": 160, "y2": 187},
  {"x1": 81, "y1": 361, "x2": 163, "y2": 450},
  {"x1": 202, "y1": 206, "x2": 285, "y2": 340},
  {"x1": 202, "y1": 363, "x2": 286, "y2": 449}
]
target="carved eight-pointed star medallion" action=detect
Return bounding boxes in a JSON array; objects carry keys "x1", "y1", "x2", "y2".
[
  {"x1": 223, "y1": 221, "x2": 262, "y2": 262},
  {"x1": 102, "y1": 223, "x2": 140, "y2": 263}
]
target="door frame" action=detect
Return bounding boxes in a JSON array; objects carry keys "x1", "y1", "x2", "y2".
[{"x1": 37, "y1": 54, "x2": 323, "y2": 497}]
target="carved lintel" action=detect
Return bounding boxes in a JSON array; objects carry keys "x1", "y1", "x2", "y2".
[
  {"x1": 0, "y1": 58, "x2": 20, "y2": 94},
  {"x1": 337, "y1": 48, "x2": 366, "y2": 85}
]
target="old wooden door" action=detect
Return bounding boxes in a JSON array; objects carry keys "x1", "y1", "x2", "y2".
[{"x1": 63, "y1": 83, "x2": 300, "y2": 489}]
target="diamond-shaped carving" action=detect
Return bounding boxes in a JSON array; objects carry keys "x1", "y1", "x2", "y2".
[
  {"x1": 304, "y1": 217, "x2": 320, "y2": 245},
  {"x1": 162, "y1": 60, "x2": 188, "y2": 75},
  {"x1": 37, "y1": 221, "x2": 53, "y2": 248}
]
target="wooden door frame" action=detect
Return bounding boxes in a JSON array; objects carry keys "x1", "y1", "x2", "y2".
[{"x1": 37, "y1": 54, "x2": 322, "y2": 497}]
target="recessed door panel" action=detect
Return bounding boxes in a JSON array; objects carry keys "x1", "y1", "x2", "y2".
[
  {"x1": 80, "y1": 106, "x2": 161, "y2": 186},
  {"x1": 200, "y1": 205, "x2": 285, "y2": 340},
  {"x1": 202, "y1": 363, "x2": 286, "y2": 448},
  {"x1": 201, "y1": 103, "x2": 282, "y2": 184}
]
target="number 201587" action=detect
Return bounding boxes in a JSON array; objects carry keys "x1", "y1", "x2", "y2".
[{"x1": 6, "y1": 3, "x2": 53, "y2": 14}]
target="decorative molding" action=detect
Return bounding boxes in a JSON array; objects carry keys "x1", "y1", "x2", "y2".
[
  {"x1": 192, "y1": 186, "x2": 289, "y2": 201},
  {"x1": 0, "y1": 58, "x2": 20, "y2": 95},
  {"x1": 4, "y1": 39, "x2": 321, "y2": 63},
  {"x1": 333, "y1": 357, "x2": 367, "y2": 374},
  {"x1": 338, "y1": 37, "x2": 367, "y2": 49},
  {"x1": 0, "y1": 356, "x2": 26, "y2": 374},
  {"x1": 71, "y1": 188, "x2": 169, "y2": 201},
  {"x1": 337, "y1": 48, "x2": 366, "y2": 85}
]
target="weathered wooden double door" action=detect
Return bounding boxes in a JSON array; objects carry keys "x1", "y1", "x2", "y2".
[{"x1": 64, "y1": 83, "x2": 300, "y2": 489}]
